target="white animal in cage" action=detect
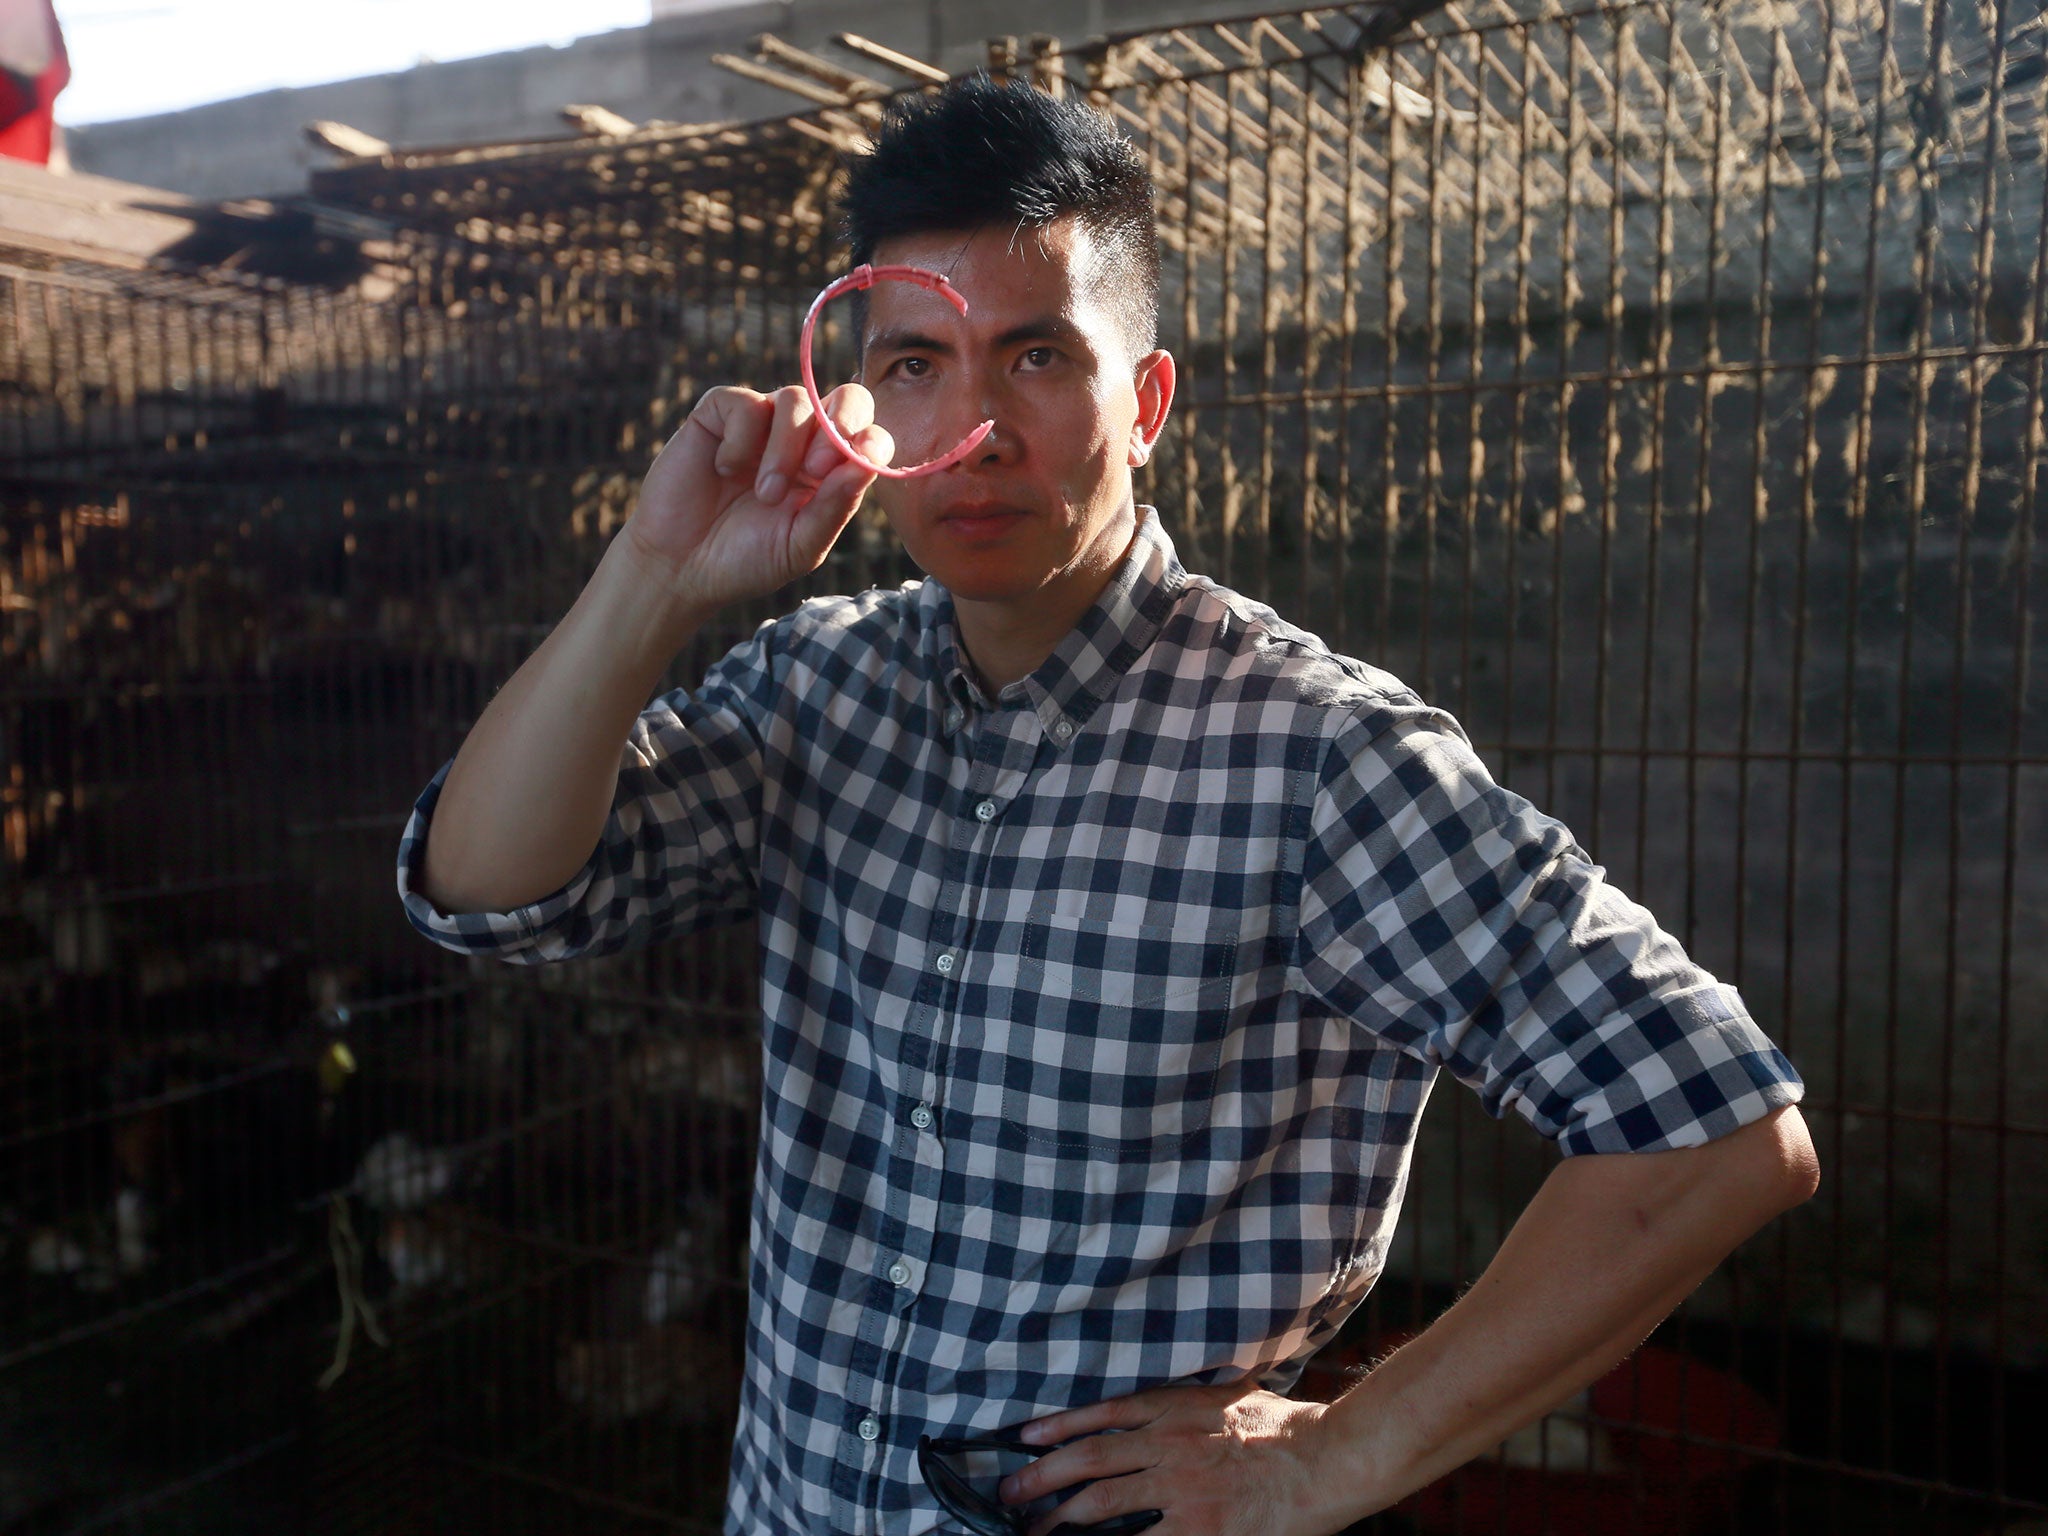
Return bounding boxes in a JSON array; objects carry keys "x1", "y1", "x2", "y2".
[
  {"x1": 354, "y1": 1131, "x2": 455, "y2": 1211},
  {"x1": 555, "y1": 1321, "x2": 741, "y2": 1425},
  {"x1": 113, "y1": 1186, "x2": 151, "y2": 1274},
  {"x1": 375, "y1": 1203, "x2": 519, "y2": 1296},
  {"x1": 26, "y1": 1228, "x2": 86, "y2": 1276},
  {"x1": 1484, "y1": 1387, "x2": 1621, "y2": 1474},
  {"x1": 623, "y1": 1030, "x2": 759, "y2": 1112},
  {"x1": 21, "y1": 1188, "x2": 153, "y2": 1291},
  {"x1": 642, "y1": 1198, "x2": 728, "y2": 1326}
]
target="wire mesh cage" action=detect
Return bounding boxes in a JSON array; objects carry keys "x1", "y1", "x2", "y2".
[
  {"x1": 3, "y1": 0, "x2": 2045, "y2": 1532},
  {"x1": 0, "y1": 233, "x2": 777, "y2": 1531}
]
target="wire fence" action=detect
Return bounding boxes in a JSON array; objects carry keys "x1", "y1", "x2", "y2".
[{"x1": 3, "y1": 0, "x2": 2044, "y2": 1531}]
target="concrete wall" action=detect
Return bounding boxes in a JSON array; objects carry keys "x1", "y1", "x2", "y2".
[{"x1": 63, "y1": 0, "x2": 1256, "y2": 202}]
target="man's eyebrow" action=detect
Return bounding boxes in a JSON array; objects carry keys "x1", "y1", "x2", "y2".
[
  {"x1": 864, "y1": 326, "x2": 953, "y2": 357},
  {"x1": 863, "y1": 315, "x2": 1090, "y2": 356},
  {"x1": 993, "y1": 315, "x2": 1090, "y2": 351}
]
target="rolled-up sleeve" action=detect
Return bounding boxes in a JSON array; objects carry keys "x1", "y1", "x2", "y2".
[
  {"x1": 395, "y1": 621, "x2": 778, "y2": 963},
  {"x1": 1296, "y1": 698, "x2": 1803, "y2": 1155}
]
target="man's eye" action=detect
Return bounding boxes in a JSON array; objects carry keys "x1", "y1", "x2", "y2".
[
  {"x1": 1021, "y1": 347, "x2": 1057, "y2": 369},
  {"x1": 893, "y1": 357, "x2": 931, "y2": 378}
]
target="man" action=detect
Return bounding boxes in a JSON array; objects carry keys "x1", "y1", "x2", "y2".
[{"x1": 400, "y1": 77, "x2": 1815, "y2": 1536}]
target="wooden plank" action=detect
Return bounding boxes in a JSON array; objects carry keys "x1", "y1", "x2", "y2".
[
  {"x1": 710, "y1": 53, "x2": 859, "y2": 109},
  {"x1": 830, "y1": 31, "x2": 949, "y2": 85},
  {"x1": 752, "y1": 35, "x2": 891, "y2": 99},
  {"x1": 0, "y1": 158, "x2": 200, "y2": 267}
]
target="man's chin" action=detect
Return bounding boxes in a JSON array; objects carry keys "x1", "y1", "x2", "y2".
[
  {"x1": 897, "y1": 538, "x2": 1039, "y2": 600},
  {"x1": 914, "y1": 565, "x2": 1045, "y2": 605}
]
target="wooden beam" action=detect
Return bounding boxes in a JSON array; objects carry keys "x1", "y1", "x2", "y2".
[
  {"x1": 305, "y1": 121, "x2": 392, "y2": 158},
  {"x1": 561, "y1": 104, "x2": 638, "y2": 137},
  {"x1": 752, "y1": 34, "x2": 891, "y2": 99},
  {"x1": 711, "y1": 53, "x2": 859, "y2": 109},
  {"x1": 0, "y1": 158, "x2": 198, "y2": 269},
  {"x1": 830, "y1": 32, "x2": 949, "y2": 85},
  {"x1": 785, "y1": 115, "x2": 868, "y2": 153},
  {"x1": 1027, "y1": 35, "x2": 1066, "y2": 98}
]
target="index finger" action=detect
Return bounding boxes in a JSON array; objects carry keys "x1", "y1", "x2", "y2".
[
  {"x1": 1017, "y1": 1391, "x2": 1162, "y2": 1447},
  {"x1": 752, "y1": 386, "x2": 819, "y2": 505},
  {"x1": 821, "y1": 381, "x2": 876, "y2": 435},
  {"x1": 1000, "y1": 1420, "x2": 1156, "y2": 1509},
  {"x1": 800, "y1": 382, "x2": 879, "y2": 480}
]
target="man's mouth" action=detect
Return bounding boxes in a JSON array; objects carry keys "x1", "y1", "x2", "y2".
[{"x1": 938, "y1": 503, "x2": 1028, "y2": 536}]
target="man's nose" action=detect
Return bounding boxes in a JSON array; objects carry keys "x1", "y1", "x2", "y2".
[{"x1": 958, "y1": 371, "x2": 1021, "y2": 467}]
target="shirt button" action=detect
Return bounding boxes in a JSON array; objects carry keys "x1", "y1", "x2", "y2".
[
  {"x1": 910, "y1": 1102, "x2": 934, "y2": 1130},
  {"x1": 1051, "y1": 718, "x2": 1075, "y2": 744},
  {"x1": 944, "y1": 707, "x2": 964, "y2": 733},
  {"x1": 857, "y1": 1415, "x2": 881, "y2": 1442},
  {"x1": 887, "y1": 1259, "x2": 911, "y2": 1286},
  {"x1": 934, "y1": 951, "x2": 957, "y2": 976},
  {"x1": 974, "y1": 798, "x2": 997, "y2": 822}
]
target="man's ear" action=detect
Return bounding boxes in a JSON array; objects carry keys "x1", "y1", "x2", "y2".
[{"x1": 1127, "y1": 349, "x2": 1177, "y2": 468}]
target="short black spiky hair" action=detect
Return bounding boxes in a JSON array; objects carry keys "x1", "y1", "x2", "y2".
[{"x1": 841, "y1": 75, "x2": 1160, "y2": 356}]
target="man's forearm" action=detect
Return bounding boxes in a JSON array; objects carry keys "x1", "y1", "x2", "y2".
[
  {"x1": 1315, "y1": 1104, "x2": 1819, "y2": 1523},
  {"x1": 419, "y1": 531, "x2": 715, "y2": 915}
]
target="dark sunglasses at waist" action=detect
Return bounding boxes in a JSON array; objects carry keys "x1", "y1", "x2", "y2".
[{"x1": 917, "y1": 1435, "x2": 1163, "y2": 1536}]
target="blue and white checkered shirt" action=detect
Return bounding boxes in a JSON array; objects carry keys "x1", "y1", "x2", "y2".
[{"x1": 398, "y1": 508, "x2": 1803, "y2": 1535}]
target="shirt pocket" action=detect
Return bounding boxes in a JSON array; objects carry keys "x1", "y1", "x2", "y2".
[{"x1": 1005, "y1": 897, "x2": 1239, "y2": 1159}]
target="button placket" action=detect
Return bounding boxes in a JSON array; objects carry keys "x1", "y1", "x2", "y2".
[
  {"x1": 891, "y1": 1166, "x2": 942, "y2": 1317},
  {"x1": 839, "y1": 680, "x2": 1029, "y2": 1533},
  {"x1": 849, "y1": 689, "x2": 1020, "y2": 1473}
]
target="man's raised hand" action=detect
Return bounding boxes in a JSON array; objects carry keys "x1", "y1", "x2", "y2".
[{"x1": 627, "y1": 382, "x2": 894, "y2": 617}]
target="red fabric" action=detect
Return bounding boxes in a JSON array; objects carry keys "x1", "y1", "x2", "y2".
[
  {"x1": 1299, "y1": 1339, "x2": 1782, "y2": 1536},
  {"x1": 0, "y1": 0, "x2": 70, "y2": 165}
]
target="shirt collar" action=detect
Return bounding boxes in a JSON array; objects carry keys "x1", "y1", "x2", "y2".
[{"x1": 918, "y1": 507, "x2": 1186, "y2": 742}]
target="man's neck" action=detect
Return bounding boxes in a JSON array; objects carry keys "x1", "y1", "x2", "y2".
[{"x1": 951, "y1": 512, "x2": 1140, "y2": 695}]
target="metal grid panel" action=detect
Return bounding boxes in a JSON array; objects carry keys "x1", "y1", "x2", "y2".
[
  {"x1": 0, "y1": 240, "x2": 772, "y2": 1531},
  {"x1": 1115, "y1": 3, "x2": 2048, "y2": 1529},
  {"x1": 3, "y1": 0, "x2": 2045, "y2": 1530}
]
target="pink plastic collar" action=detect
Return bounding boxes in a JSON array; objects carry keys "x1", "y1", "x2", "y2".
[{"x1": 798, "y1": 263, "x2": 996, "y2": 479}]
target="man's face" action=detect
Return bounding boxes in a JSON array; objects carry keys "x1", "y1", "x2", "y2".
[{"x1": 857, "y1": 217, "x2": 1171, "y2": 609}]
